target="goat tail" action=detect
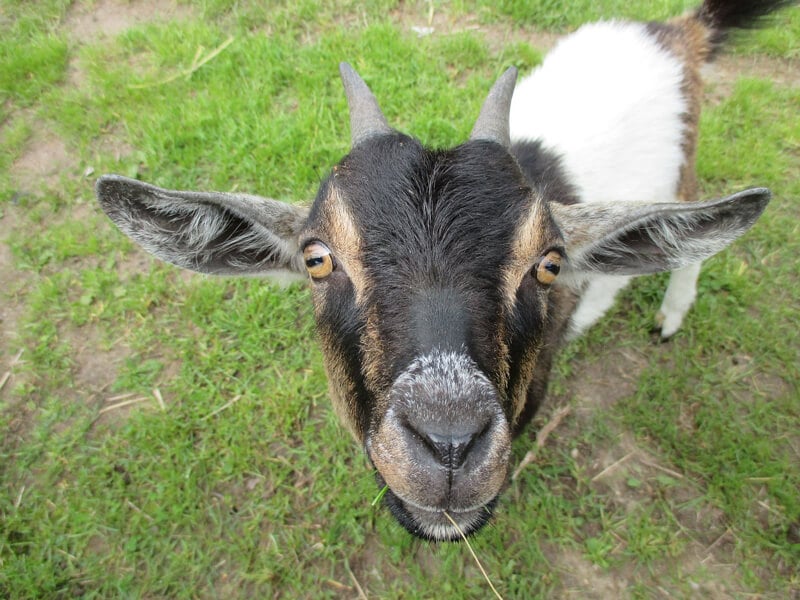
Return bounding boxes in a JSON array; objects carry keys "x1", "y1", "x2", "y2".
[{"x1": 694, "y1": 0, "x2": 796, "y2": 56}]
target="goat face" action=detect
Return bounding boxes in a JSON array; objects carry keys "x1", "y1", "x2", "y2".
[
  {"x1": 95, "y1": 64, "x2": 770, "y2": 542},
  {"x1": 303, "y1": 130, "x2": 567, "y2": 538},
  {"x1": 292, "y1": 66, "x2": 575, "y2": 539}
]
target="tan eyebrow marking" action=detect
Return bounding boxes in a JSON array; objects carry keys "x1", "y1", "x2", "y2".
[
  {"x1": 312, "y1": 184, "x2": 370, "y2": 305},
  {"x1": 499, "y1": 193, "x2": 561, "y2": 311}
]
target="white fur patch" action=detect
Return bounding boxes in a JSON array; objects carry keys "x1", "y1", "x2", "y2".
[
  {"x1": 394, "y1": 350, "x2": 494, "y2": 399},
  {"x1": 657, "y1": 262, "x2": 703, "y2": 337},
  {"x1": 415, "y1": 511, "x2": 486, "y2": 542},
  {"x1": 511, "y1": 21, "x2": 692, "y2": 336},
  {"x1": 568, "y1": 275, "x2": 632, "y2": 339},
  {"x1": 510, "y1": 21, "x2": 687, "y2": 205},
  {"x1": 388, "y1": 349, "x2": 501, "y2": 431}
]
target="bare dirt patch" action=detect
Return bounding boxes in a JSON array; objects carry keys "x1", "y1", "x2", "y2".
[
  {"x1": 64, "y1": 0, "x2": 195, "y2": 97},
  {"x1": 71, "y1": 325, "x2": 129, "y2": 399},
  {"x1": 704, "y1": 52, "x2": 800, "y2": 103},
  {"x1": 550, "y1": 546, "x2": 629, "y2": 599},
  {"x1": 388, "y1": 4, "x2": 561, "y2": 55},
  {"x1": 570, "y1": 345, "x2": 649, "y2": 413},
  {"x1": 92, "y1": 127, "x2": 136, "y2": 165},
  {"x1": 526, "y1": 341, "x2": 754, "y2": 597},
  {"x1": 0, "y1": 202, "x2": 31, "y2": 402},
  {"x1": 10, "y1": 132, "x2": 77, "y2": 195},
  {"x1": 65, "y1": 0, "x2": 194, "y2": 41}
]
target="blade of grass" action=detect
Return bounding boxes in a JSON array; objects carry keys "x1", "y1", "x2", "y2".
[
  {"x1": 201, "y1": 395, "x2": 242, "y2": 420},
  {"x1": 371, "y1": 484, "x2": 389, "y2": 507},
  {"x1": 128, "y1": 36, "x2": 235, "y2": 89},
  {"x1": 443, "y1": 511, "x2": 504, "y2": 600}
]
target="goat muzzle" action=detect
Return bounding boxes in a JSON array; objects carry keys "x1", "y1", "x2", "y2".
[{"x1": 367, "y1": 350, "x2": 511, "y2": 540}]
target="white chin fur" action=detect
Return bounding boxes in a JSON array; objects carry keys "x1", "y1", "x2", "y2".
[{"x1": 412, "y1": 507, "x2": 487, "y2": 541}]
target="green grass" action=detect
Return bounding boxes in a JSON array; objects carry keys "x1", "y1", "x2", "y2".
[
  {"x1": 1, "y1": 1, "x2": 798, "y2": 598},
  {"x1": 466, "y1": 0, "x2": 697, "y2": 30},
  {"x1": 730, "y1": 7, "x2": 800, "y2": 57}
]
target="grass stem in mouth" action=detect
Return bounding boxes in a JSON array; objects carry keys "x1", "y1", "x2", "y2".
[
  {"x1": 443, "y1": 511, "x2": 504, "y2": 600},
  {"x1": 371, "y1": 484, "x2": 389, "y2": 507}
]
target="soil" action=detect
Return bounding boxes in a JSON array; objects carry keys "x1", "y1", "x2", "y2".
[
  {"x1": 1, "y1": 1, "x2": 797, "y2": 597},
  {"x1": 9, "y1": 132, "x2": 75, "y2": 194},
  {"x1": 0, "y1": 210, "x2": 27, "y2": 393},
  {"x1": 64, "y1": 0, "x2": 194, "y2": 40}
]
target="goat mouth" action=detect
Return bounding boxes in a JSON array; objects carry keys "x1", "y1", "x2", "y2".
[{"x1": 376, "y1": 477, "x2": 497, "y2": 541}]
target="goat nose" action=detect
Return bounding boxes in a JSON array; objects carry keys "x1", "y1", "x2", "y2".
[
  {"x1": 423, "y1": 431, "x2": 480, "y2": 470},
  {"x1": 408, "y1": 419, "x2": 491, "y2": 471}
]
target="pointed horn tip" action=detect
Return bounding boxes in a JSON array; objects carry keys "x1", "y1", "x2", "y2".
[
  {"x1": 501, "y1": 66, "x2": 519, "y2": 81},
  {"x1": 339, "y1": 62, "x2": 374, "y2": 98},
  {"x1": 339, "y1": 61, "x2": 392, "y2": 146},
  {"x1": 469, "y1": 65, "x2": 519, "y2": 147},
  {"x1": 492, "y1": 66, "x2": 518, "y2": 96}
]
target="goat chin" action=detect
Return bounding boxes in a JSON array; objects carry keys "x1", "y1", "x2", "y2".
[{"x1": 378, "y1": 477, "x2": 499, "y2": 541}]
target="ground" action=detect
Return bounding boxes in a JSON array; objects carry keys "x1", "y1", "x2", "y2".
[{"x1": 1, "y1": 1, "x2": 798, "y2": 598}]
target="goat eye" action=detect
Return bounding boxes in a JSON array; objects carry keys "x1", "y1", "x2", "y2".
[
  {"x1": 535, "y1": 250, "x2": 562, "y2": 285},
  {"x1": 303, "y1": 242, "x2": 335, "y2": 279}
]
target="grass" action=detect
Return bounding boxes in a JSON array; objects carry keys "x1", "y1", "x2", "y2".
[
  {"x1": 468, "y1": 0, "x2": 697, "y2": 29},
  {"x1": 1, "y1": 0, "x2": 798, "y2": 597}
]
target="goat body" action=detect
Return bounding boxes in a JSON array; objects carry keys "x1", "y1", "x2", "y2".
[{"x1": 95, "y1": 0, "x2": 786, "y2": 541}]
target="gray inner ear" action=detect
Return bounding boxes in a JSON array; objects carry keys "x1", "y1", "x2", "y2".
[
  {"x1": 96, "y1": 175, "x2": 309, "y2": 276},
  {"x1": 586, "y1": 210, "x2": 724, "y2": 274},
  {"x1": 553, "y1": 188, "x2": 771, "y2": 276}
]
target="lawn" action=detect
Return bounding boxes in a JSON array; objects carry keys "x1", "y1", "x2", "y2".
[{"x1": 1, "y1": 1, "x2": 798, "y2": 597}]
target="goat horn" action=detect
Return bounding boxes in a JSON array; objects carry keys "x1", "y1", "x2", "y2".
[
  {"x1": 340, "y1": 62, "x2": 392, "y2": 147},
  {"x1": 469, "y1": 67, "x2": 518, "y2": 148}
]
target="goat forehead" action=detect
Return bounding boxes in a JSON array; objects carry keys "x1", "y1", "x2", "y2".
[{"x1": 325, "y1": 135, "x2": 538, "y2": 275}]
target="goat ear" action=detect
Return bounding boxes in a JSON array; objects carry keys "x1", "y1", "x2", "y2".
[
  {"x1": 95, "y1": 175, "x2": 309, "y2": 277},
  {"x1": 550, "y1": 188, "x2": 770, "y2": 276}
]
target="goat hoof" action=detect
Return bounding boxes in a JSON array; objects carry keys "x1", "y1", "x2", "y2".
[
  {"x1": 655, "y1": 310, "x2": 683, "y2": 340},
  {"x1": 649, "y1": 326, "x2": 673, "y2": 344}
]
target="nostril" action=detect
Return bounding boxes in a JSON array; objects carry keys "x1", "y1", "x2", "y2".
[
  {"x1": 410, "y1": 422, "x2": 491, "y2": 471},
  {"x1": 427, "y1": 432, "x2": 475, "y2": 470}
]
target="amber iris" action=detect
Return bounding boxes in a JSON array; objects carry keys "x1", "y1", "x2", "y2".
[
  {"x1": 303, "y1": 242, "x2": 334, "y2": 279},
  {"x1": 535, "y1": 250, "x2": 562, "y2": 285}
]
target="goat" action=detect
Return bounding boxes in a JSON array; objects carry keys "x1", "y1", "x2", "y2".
[{"x1": 95, "y1": 0, "x2": 787, "y2": 541}]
